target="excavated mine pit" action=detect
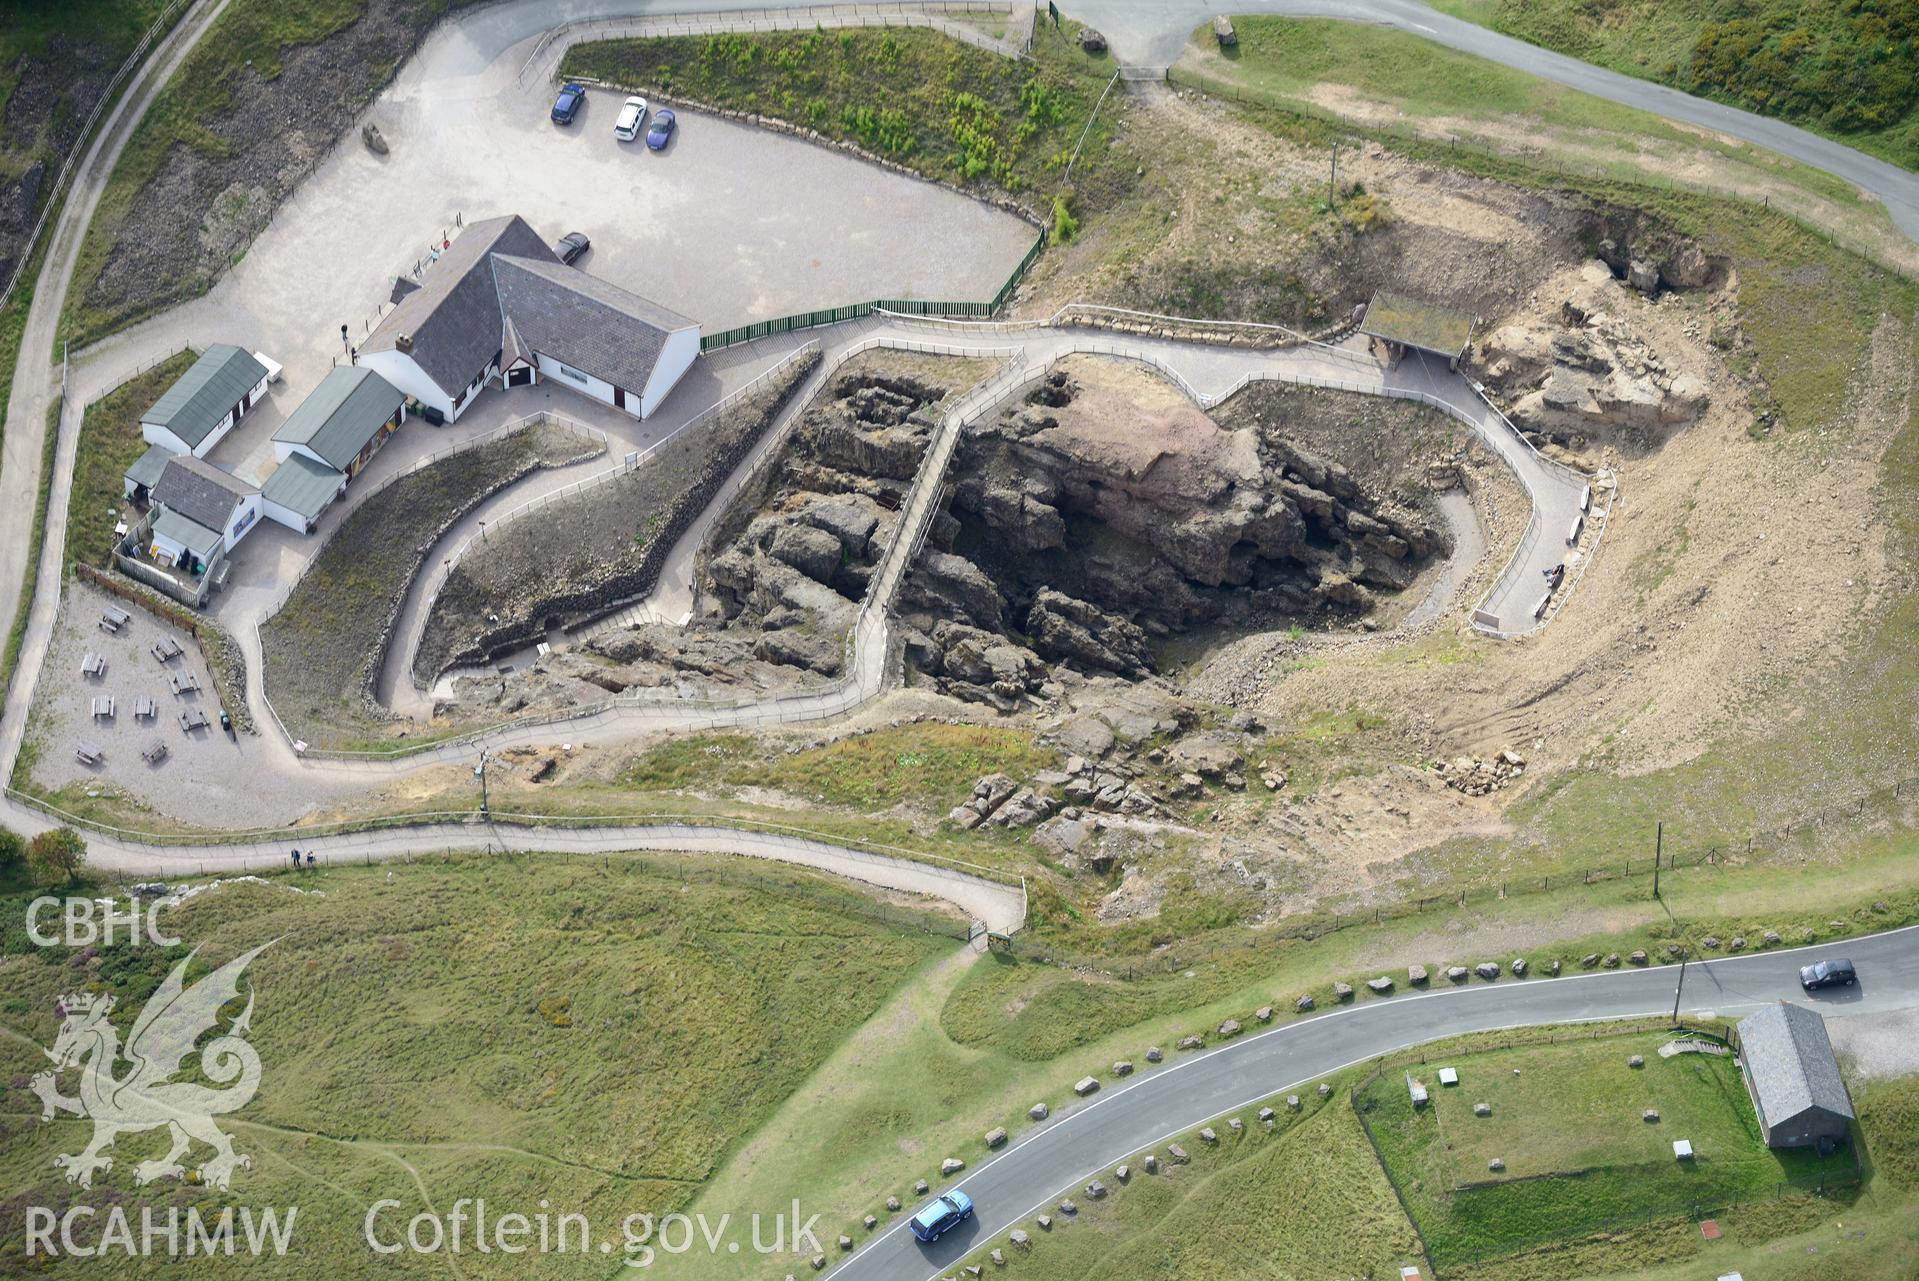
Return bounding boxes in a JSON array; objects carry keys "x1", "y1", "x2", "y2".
[{"x1": 896, "y1": 356, "x2": 1460, "y2": 709}]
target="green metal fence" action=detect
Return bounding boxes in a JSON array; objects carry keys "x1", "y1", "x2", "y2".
[{"x1": 700, "y1": 225, "x2": 1046, "y2": 351}]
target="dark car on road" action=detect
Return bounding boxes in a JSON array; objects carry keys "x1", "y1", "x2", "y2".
[
  {"x1": 551, "y1": 83, "x2": 586, "y2": 125},
  {"x1": 909, "y1": 1191, "x2": 973, "y2": 1243},
  {"x1": 646, "y1": 107, "x2": 677, "y2": 151},
  {"x1": 554, "y1": 232, "x2": 590, "y2": 265},
  {"x1": 1800, "y1": 958, "x2": 1857, "y2": 991}
]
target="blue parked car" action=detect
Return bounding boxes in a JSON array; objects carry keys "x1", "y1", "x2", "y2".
[
  {"x1": 646, "y1": 108, "x2": 677, "y2": 151},
  {"x1": 551, "y1": 83, "x2": 586, "y2": 125},
  {"x1": 910, "y1": 1191, "x2": 973, "y2": 1243}
]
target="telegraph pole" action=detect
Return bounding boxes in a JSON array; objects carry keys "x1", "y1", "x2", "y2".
[
  {"x1": 1329, "y1": 141, "x2": 1339, "y2": 206},
  {"x1": 1653, "y1": 821, "x2": 1663, "y2": 899}
]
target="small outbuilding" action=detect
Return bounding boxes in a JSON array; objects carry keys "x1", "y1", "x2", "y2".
[
  {"x1": 272, "y1": 365, "x2": 406, "y2": 479},
  {"x1": 140, "y1": 344, "x2": 271, "y2": 458},
  {"x1": 147, "y1": 455, "x2": 261, "y2": 573},
  {"x1": 1736, "y1": 1002, "x2": 1855, "y2": 1150},
  {"x1": 1358, "y1": 290, "x2": 1476, "y2": 371}
]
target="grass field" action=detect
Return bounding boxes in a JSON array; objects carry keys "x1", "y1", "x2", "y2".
[
  {"x1": 560, "y1": 21, "x2": 1130, "y2": 216},
  {"x1": 0, "y1": 852, "x2": 950, "y2": 1278},
  {"x1": 1431, "y1": 0, "x2": 1919, "y2": 174},
  {"x1": 1358, "y1": 1029, "x2": 1857, "y2": 1265},
  {"x1": 260, "y1": 421, "x2": 591, "y2": 749},
  {"x1": 950, "y1": 1079, "x2": 1423, "y2": 1281},
  {"x1": 63, "y1": 347, "x2": 193, "y2": 570},
  {"x1": 1175, "y1": 17, "x2": 1914, "y2": 279}
]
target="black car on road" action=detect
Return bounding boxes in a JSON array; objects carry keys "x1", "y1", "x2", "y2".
[
  {"x1": 555, "y1": 232, "x2": 590, "y2": 265},
  {"x1": 1800, "y1": 958, "x2": 1857, "y2": 991}
]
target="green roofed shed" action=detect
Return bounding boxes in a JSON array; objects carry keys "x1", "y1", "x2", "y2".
[
  {"x1": 141, "y1": 345, "x2": 269, "y2": 453},
  {"x1": 1358, "y1": 291, "x2": 1476, "y2": 363},
  {"x1": 271, "y1": 366, "x2": 405, "y2": 473},
  {"x1": 261, "y1": 452, "x2": 347, "y2": 527}
]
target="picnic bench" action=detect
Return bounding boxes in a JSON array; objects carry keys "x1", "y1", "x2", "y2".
[
  {"x1": 142, "y1": 741, "x2": 170, "y2": 765},
  {"x1": 134, "y1": 695, "x2": 157, "y2": 720},
  {"x1": 169, "y1": 672, "x2": 201, "y2": 696},
  {"x1": 179, "y1": 709, "x2": 210, "y2": 733},
  {"x1": 75, "y1": 742, "x2": 104, "y2": 766},
  {"x1": 151, "y1": 637, "x2": 184, "y2": 662},
  {"x1": 90, "y1": 695, "x2": 116, "y2": 720},
  {"x1": 102, "y1": 605, "x2": 131, "y2": 629},
  {"x1": 81, "y1": 652, "x2": 106, "y2": 678},
  {"x1": 99, "y1": 615, "x2": 122, "y2": 634}
]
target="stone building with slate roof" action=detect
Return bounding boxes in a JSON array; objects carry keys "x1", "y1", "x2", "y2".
[
  {"x1": 359, "y1": 214, "x2": 699, "y2": 423},
  {"x1": 1735, "y1": 1002, "x2": 1855, "y2": 1149},
  {"x1": 139, "y1": 344, "x2": 271, "y2": 458},
  {"x1": 146, "y1": 455, "x2": 261, "y2": 572}
]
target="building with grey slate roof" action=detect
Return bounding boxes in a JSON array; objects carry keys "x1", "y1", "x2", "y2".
[
  {"x1": 146, "y1": 455, "x2": 262, "y2": 572},
  {"x1": 359, "y1": 214, "x2": 699, "y2": 423},
  {"x1": 122, "y1": 443, "x2": 173, "y2": 502},
  {"x1": 140, "y1": 345, "x2": 271, "y2": 458},
  {"x1": 1736, "y1": 1002, "x2": 1854, "y2": 1149}
]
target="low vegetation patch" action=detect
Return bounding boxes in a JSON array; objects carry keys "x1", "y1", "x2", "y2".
[
  {"x1": 1356, "y1": 1028, "x2": 1856, "y2": 1266},
  {"x1": 561, "y1": 22, "x2": 1128, "y2": 212},
  {"x1": 261, "y1": 421, "x2": 590, "y2": 748},
  {"x1": 623, "y1": 722, "x2": 1059, "y2": 814},
  {"x1": 1434, "y1": 0, "x2": 1919, "y2": 173},
  {"x1": 65, "y1": 348, "x2": 194, "y2": 569},
  {"x1": 0, "y1": 853, "x2": 949, "y2": 1276},
  {"x1": 955, "y1": 1079, "x2": 1421, "y2": 1280}
]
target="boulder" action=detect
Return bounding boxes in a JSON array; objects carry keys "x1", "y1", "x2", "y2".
[
  {"x1": 1318, "y1": 1083, "x2": 1331, "y2": 1098},
  {"x1": 1286, "y1": 1094, "x2": 1301, "y2": 1111},
  {"x1": 1218, "y1": 1019, "x2": 1242, "y2": 1037},
  {"x1": 942, "y1": 1158, "x2": 966, "y2": 1176},
  {"x1": 1511, "y1": 958, "x2": 1528, "y2": 977},
  {"x1": 886, "y1": 1197, "x2": 900, "y2": 1212},
  {"x1": 1333, "y1": 982, "x2": 1355, "y2": 1001},
  {"x1": 1475, "y1": 963, "x2": 1501, "y2": 980},
  {"x1": 1228, "y1": 1118, "x2": 1243, "y2": 1133},
  {"x1": 1408, "y1": 965, "x2": 1428, "y2": 986},
  {"x1": 767, "y1": 523, "x2": 845, "y2": 583},
  {"x1": 1009, "y1": 1229, "x2": 1030, "y2": 1248},
  {"x1": 984, "y1": 1128, "x2": 1008, "y2": 1149},
  {"x1": 1145, "y1": 1046, "x2": 1163, "y2": 1063},
  {"x1": 1763, "y1": 930, "x2": 1781, "y2": 945},
  {"x1": 1037, "y1": 1215, "x2": 1053, "y2": 1230},
  {"x1": 1728, "y1": 936, "x2": 1748, "y2": 952},
  {"x1": 1629, "y1": 950, "x2": 1649, "y2": 966},
  {"x1": 1488, "y1": 1158, "x2": 1505, "y2": 1172},
  {"x1": 1078, "y1": 26, "x2": 1107, "y2": 51},
  {"x1": 1166, "y1": 1144, "x2": 1189, "y2": 1164},
  {"x1": 1169, "y1": 734, "x2": 1244, "y2": 778},
  {"x1": 1627, "y1": 258, "x2": 1659, "y2": 293},
  {"x1": 1581, "y1": 953, "x2": 1601, "y2": 968},
  {"x1": 991, "y1": 787, "x2": 1056, "y2": 829},
  {"x1": 1199, "y1": 1127, "x2": 1218, "y2": 1143},
  {"x1": 1116, "y1": 1164, "x2": 1130, "y2": 1182},
  {"x1": 990, "y1": 1250, "x2": 1005, "y2": 1267},
  {"x1": 1367, "y1": 976, "x2": 1393, "y2": 993},
  {"x1": 1295, "y1": 995, "x2": 1315, "y2": 1013},
  {"x1": 1257, "y1": 1106, "x2": 1275, "y2": 1123},
  {"x1": 1058, "y1": 1198, "x2": 1077, "y2": 1215},
  {"x1": 811, "y1": 1255, "x2": 827, "y2": 1270},
  {"x1": 1084, "y1": 1180, "x2": 1107, "y2": 1200},
  {"x1": 1473, "y1": 1103, "x2": 1491, "y2": 1117},
  {"x1": 1030, "y1": 1102, "x2": 1050, "y2": 1121},
  {"x1": 1256, "y1": 1005, "x2": 1274, "y2": 1022},
  {"x1": 916, "y1": 1180, "x2": 930, "y2": 1195},
  {"x1": 838, "y1": 1235, "x2": 853, "y2": 1251},
  {"x1": 1447, "y1": 966, "x2": 1470, "y2": 983},
  {"x1": 1178, "y1": 1035, "x2": 1204, "y2": 1051},
  {"x1": 1602, "y1": 953, "x2": 1621, "y2": 968},
  {"x1": 863, "y1": 1215, "x2": 877, "y2": 1230},
  {"x1": 1628, "y1": 1055, "x2": 1645, "y2": 1068},
  {"x1": 1143, "y1": 1154, "x2": 1159, "y2": 1174},
  {"x1": 1112, "y1": 1060, "x2": 1134, "y2": 1077},
  {"x1": 1075, "y1": 1076, "x2": 1100, "y2": 1096},
  {"x1": 1643, "y1": 1109, "x2": 1660, "y2": 1123}
]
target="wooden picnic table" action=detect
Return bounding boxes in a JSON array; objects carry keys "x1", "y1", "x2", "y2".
[
  {"x1": 179, "y1": 709, "x2": 210, "y2": 733},
  {"x1": 142, "y1": 742, "x2": 170, "y2": 765},
  {"x1": 103, "y1": 606, "x2": 132, "y2": 627},
  {"x1": 169, "y1": 672, "x2": 200, "y2": 696},
  {"x1": 75, "y1": 742, "x2": 104, "y2": 765},
  {"x1": 81, "y1": 652, "x2": 106, "y2": 677},
  {"x1": 90, "y1": 696, "x2": 116, "y2": 720},
  {"x1": 135, "y1": 695, "x2": 157, "y2": 720}
]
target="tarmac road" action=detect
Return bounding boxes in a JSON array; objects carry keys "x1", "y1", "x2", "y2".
[{"x1": 830, "y1": 925, "x2": 1919, "y2": 1281}]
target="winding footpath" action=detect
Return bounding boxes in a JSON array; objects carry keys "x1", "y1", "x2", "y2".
[{"x1": 0, "y1": 2, "x2": 1917, "y2": 1254}]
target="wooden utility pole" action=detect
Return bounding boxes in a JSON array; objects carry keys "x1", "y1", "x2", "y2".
[
  {"x1": 1330, "y1": 142, "x2": 1339, "y2": 206},
  {"x1": 1653, "y1": 821, "x2": 1663, "y2": 899}
]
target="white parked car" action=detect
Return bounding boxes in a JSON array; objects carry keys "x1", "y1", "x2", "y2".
[{"x1": 613, "y1": 96, "x2": 649, "y2": 142}]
